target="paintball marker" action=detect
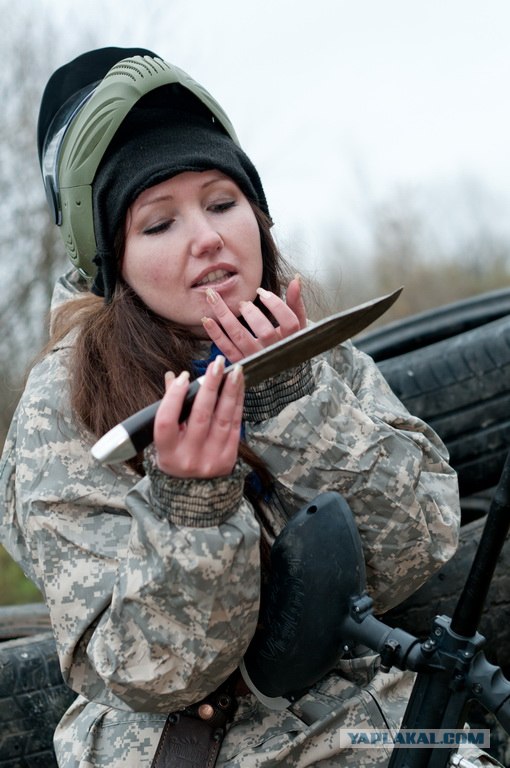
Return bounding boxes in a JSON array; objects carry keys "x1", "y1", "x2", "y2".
[{"x1": 241, "y1": 457, "x2": 510, "y2": 766}]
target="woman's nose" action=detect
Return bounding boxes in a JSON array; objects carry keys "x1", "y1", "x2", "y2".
[{"x1": 190, "y1": 216, "x2": 224, "y2": 258}]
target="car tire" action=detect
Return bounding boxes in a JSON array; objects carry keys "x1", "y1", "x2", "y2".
[
  {"x1": 358, "y1": 287, "x2": 510, "y2": 362},
  {"x1": 0, "y1": 605, "x2": 75, "y2": 767},
  {"x1": 374, "y1": 313, "x2": 510, "y2": 496}
]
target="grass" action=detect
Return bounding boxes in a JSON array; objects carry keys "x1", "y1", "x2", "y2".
[{"x1": 0, "y1": 545, "x2": 43, "y2": 605}]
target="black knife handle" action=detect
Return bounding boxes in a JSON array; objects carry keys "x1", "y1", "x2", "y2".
[{"x1": 126, "y1": 378, "x2": 202, "y2": 453}]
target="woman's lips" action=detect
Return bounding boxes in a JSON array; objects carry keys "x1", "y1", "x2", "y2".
[{"x1": 192, "y1": 269, "x2": 235, "y2": 288}]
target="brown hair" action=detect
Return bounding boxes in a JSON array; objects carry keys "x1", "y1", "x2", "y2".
[{"x1": 49, "y1": 205, "x2": 290, "y2": 487}]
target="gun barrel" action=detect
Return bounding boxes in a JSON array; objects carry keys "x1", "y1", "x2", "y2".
[{"x1": 452, "y1": 449, "x2": 510, "y2": 637}]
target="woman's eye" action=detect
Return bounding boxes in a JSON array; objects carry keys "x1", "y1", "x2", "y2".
[
  {"x1": 143, "y1": 220, "x2": 173, "y2": 235},
  {"x1": 210, "y1": 200, "x2": 236, "y2": 214}
]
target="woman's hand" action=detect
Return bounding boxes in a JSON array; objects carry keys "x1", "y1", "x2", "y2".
[
  {"x1": 154, "y1": 357, "x2": 244, "y2": 478},
  {"x1": 201, "y1": 275, "x2": 307, "y2": 363}
]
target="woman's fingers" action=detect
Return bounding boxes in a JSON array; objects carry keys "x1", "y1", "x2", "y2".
[
  {"x1": 212, "y1": 363, "x2": 244, "y2": 432},
  {"x1": 183, "y1": 359, "x2": 244, "y2": 476},
  {"x1": 154, "y1": 359, "x2": 244, "y2": 478},
  {"x1": 202, "y1": 282, "x2": 308, "y2": 360},
  {"x1": 201, "y1": 317, "x2": 248, "y2": 363},
  {"x1": 184, "y1": 355, "x2": 227, "y2": 440},
  {"x1": 154, "y1": 370, "x2": 191, "y2": 454},
  {"x1": 285, "y1": 275, "x2": 307, "y2": 329},
  {"x1": 255, "y1": 286, "x2": 303, "y2": 336},
  {"x1": 204, "y1": 289, "x2": 261, "y2": 360}
]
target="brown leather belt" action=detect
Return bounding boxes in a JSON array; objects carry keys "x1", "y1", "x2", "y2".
[{"x1": 151, "y1": 669, "x2": 246, "y2": 768}]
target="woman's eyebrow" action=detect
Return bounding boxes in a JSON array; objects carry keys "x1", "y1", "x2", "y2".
[
  {"x1": 136, "y1": 194, "x2": 173, "y2": 211},
  {"x1": 135, "y1": 175, "x2": 233, "y2": 212}
]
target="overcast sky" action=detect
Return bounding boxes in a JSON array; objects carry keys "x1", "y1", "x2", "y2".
[{"x1": 28, "y1": 0, "x2": 510, "y2": 273}]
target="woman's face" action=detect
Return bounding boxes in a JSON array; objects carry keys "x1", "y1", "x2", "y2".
[{"x1": 122, "y1": 170, "x2": 263, "y2": 336}]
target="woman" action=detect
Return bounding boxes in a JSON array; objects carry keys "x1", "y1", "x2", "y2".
[{"x1": 0, "y1": 47, "x2": 494, "y2": 767}]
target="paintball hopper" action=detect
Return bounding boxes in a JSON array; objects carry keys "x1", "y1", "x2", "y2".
[
  {"x1": 240, "y1": 491, "x2": 422, "y2": 710},
  {"x1": 240, "y1": 492, "x2": 370, "y2": 708}
]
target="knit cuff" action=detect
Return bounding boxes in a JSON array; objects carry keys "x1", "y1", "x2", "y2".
[
  {"x1": 144, "y1": 460, "x2": 249, "y2": 528},
  {"x1": 243, "y1": 361, "x2": 315, "y2": 422}
]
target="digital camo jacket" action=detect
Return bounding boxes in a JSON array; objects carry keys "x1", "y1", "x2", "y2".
[{"x1": 2, "y1": 275, "x2": 493, "y2": 767}]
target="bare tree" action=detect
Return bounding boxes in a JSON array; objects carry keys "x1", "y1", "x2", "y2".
[
  {"x1": 0, "y1": 5, "x2": 68, "y2": 444},
  {"x1": 320, "y1": 184, "x2": 510, "y2": 325}
]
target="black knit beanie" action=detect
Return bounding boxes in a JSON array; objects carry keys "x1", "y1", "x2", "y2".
[{"x1": 92, "y1": 94, "x2": 269, "y2": 299}]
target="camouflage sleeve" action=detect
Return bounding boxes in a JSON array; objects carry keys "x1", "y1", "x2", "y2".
[
  {"x1": 0, "y1": 348, "x2": 261, "y2": 712},
  {"x1": 245, "y1": 341, "x2": 460, "y2": 614}
]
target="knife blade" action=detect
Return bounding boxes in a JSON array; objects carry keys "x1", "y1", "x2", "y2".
[{"x1": 91, "y1": 287, "x2": 402, "y2": 464}]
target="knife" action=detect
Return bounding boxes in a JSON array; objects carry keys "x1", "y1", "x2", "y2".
[{"x1": 91, "y1": 287, "x2": 402, "y2": 464}]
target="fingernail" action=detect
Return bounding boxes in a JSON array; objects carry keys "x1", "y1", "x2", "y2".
[
  {"x1": 238, "y1": 300, "x2": 250, "y2": 311},
  {"x1": 175, "y1": 370, "x2": 190, "y2": 386},
  {"x1": 206, "y1": 288, "x2": 219, "y2": 304},
  {"x1": 212, "y1": 355, "x2": 225, "y2": 375},
  {"x1": 164, "y1": 371, "x2": 176, "y2": 387},
  {"x1": 201, "y1": 316, "x2": 213, "y2": 328},
  {"x1": 294, "y1": 273, "x2": 302, "y2": 286},
  {"x1": 256, "y1": 287, "x2": 271, "y2": 299},
  {"x1": 230, "y1": 364, "x2": 243, "y2": 384}
]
